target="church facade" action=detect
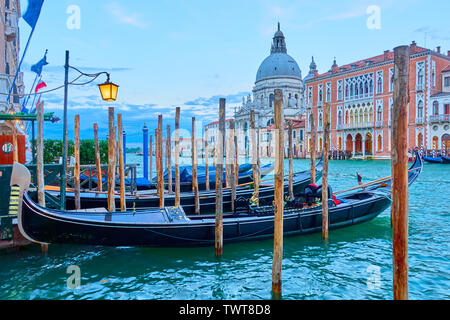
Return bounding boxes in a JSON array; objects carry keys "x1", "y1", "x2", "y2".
[{"x1": 234, "y1": 23, "x2": 305, "y2": 156}]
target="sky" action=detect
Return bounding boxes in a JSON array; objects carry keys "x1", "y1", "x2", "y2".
[{"x1": 18, "y1": 0, "x2": 450, "y2": 145}]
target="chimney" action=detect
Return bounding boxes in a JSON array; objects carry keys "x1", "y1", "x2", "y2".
[
  {"x1": 437, "y1": 46, "x2": 441, "y2": 54},
  {"x1": 410, "y1": 41, "x2": 417, "y2": 53},
  {"x1": 384, "y1": 50, "x2": 390, "y2": 60}
]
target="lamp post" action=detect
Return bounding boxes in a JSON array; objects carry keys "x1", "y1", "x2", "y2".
[{"x1": 60, "y1": 50, "x2": 119, "y2": 210}]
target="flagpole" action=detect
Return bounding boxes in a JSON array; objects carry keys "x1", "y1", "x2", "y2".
[
  {"x1": 22, "y1": 73, "x2": 39, "y2": 110},
  {"x1": 7, "y1": 25, "x2": 36, "y2": 103}
]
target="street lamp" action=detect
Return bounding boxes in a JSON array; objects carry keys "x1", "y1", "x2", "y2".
[
  {"x1": 98, "y1": 74, "x2": 119, "y2": 101},
  {"x1": 60, "y1": 50, "x2": 119, "y2": 210}
]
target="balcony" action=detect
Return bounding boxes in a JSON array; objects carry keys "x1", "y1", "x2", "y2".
[
  {"x1": 416, "y1": 83, "x2": 424, "y2": 91},
  {"x1": 415, "y1": 117, "x2": 425, "y2": 124},
  {"x1": 429, "y1": 114, "x2": 450, "y2": 123},
  {"x1": 345, "y1": 122, "x2": 373, "y2": 130}
]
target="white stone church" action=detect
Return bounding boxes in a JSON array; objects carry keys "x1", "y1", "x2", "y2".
[{"x1": 234, "y1": 23, "x2": 305, "y2": 155}]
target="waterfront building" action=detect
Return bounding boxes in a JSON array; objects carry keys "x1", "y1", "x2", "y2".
[
  {"x1": 429, "y1": 65, "x2": 450, "y2": 152},
  {"x1": 204, "y1": 118, "x2": 233, "y2": 155},
  {"x1": 304, "y1": 42, "x2": 450, "y2": 159},
  {"x1": 0, "y1": 0, "x2": 23, "y2": 134},
  {"x1": 233, "y1": 23, "x2": 304, "y2": 156}
]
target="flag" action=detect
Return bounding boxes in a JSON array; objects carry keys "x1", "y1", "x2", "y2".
[
  {"x1": 23, "y1": 0, "x2": 44, "y2": 29},
  {"x1": 35, "y1": 81, "x2": 47, "y2": 108},
  {"x1": 31, "y1": 52, "x2": 48, "y2": 76},
  {"x1": 35, "y1": 81, "x2": 47, "y2": 93}
]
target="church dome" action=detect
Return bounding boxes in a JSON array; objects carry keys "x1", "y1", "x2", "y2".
[
  {"x1": 255, "y1": 23, "x2": 302, "y2": 83},
  {"x1": 256, "y1": 53, "x2": 302, "y2": 83}
]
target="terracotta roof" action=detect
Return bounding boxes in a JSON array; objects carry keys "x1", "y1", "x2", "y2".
[
  {"x1": 205, "y1": 118, "x2": 233, "y2": 126},
  {"x1": 309, "y1": 45, "x2": 429, "y2": 80}
]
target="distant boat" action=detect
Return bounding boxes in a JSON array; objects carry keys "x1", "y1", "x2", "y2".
[{"x1": 423, "y1": 156, "x2": 442, "y2": 164}]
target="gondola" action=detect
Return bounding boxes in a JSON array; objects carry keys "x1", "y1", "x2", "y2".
[
  {"x1": 440, "y1": 156, "x2": 450, "y2": 164},
  {"x1": 12, "y1": 154, "x2": 422, "y2": 247},
  {"x1": 48, "y1": 161, "x2": 321, "y2": 216},
  {"x1": 423, "y1": 156, "x2": 442, "y2": 164}
]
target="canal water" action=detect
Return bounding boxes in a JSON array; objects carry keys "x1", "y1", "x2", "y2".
[{"x1": 0, "y1": 155, "x2": 448, "y2": 299}]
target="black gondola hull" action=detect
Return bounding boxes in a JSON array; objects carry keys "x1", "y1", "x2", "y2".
[{"x1": 20, "y1": 193, "x2": 390, "y2": 247}]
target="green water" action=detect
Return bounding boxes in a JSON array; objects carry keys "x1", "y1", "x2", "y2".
[{"x1": 0, "y1": 156, "x2": 449, "y2": 300}]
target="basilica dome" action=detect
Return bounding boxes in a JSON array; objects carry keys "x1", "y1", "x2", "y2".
[
  {"x1": 256, "y1": 53, "x2": 302, "y2": 83},
  {"x1": 255, "y1": 23, "x2": 302, "y2": 83}
]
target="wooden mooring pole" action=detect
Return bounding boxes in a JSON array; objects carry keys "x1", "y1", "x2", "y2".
[
  {"x1": 234, "y1": 127, "x2": 239, "y2": 186},
  {"x1": 215, "y1": 98, "x2": 226, "y2": 256},
  {"x1": 107, "y1": 107, "x2": 116, "y2": 212},
  {"x1": 93, "y1": 123, "x2": 102, "y2": 192},
  {"x1": 391, "y1": 45, "x2": 410, "y2": 300},
  {"x1": 192, "y1": 117, "x2": 199, "y2": 214},
  {"x1": 288, "y1": 119, "x2": 294, "y2": 200},
  {"x1": 36, "y1": 102, "x2": 47, "y2": 253},
  {"x1": 310, "y1": 112, "x2": 317, "y2": 184},
  {"x1": 250, "y1": 110, "x2": 259, "y2": 203},
  {"x1": 174, "y1": 107, "x2": 181, "y2": 207},
  {"x1": 229, "y1": 120, "x2": 236, "y2": 212},
  {"x1": 12, "y1": 122, "x2": 18, "y2": 163},
  {"x1": 205, "y1": 130, "x2": 210, "y2": 191},
  {"x1": 117, "y1": 114, "x2": 126, "y2": 211},
  {"x1": 157, "y1": 115, "x2": 164, "y2": 208},
  {"x1": 322, "y1": 103, "x2": 331, "y2": 240},
  {"x1": 272, "y1": 89, "x2": 284, "y2": 298},
  {"x1": 167, "y1": 125, "x2": 172, "y2": 194},
  {"x1": 74, "y1": 115, "x2": 81, "y2": 210}
]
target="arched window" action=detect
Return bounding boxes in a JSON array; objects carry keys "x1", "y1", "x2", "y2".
[
  {"x1": 364, "y1": 108, "x2": 368, "y2": 123},
  {"x1": 377, "y1": 134, "x2": 382, "y2": 151},
  {"x1": 417, "y1": 100, "x2": 424, "y2": 118},
  {"x1": 269, "y1": 93, "x2": 274, "y2": 108},
  {"x1": 338, "y1": 137, "x2": 342, "y2": 150},
  {"x1": 350, "y1": 110, "x2": 354, "y2": 124},
  {"x1": 359, "y1": 109, "x2": 363, "y2": 123},
  {"x1": 360, "y1": 82, "x2": 364, "y2": 97},
  {"x1": 369, "y1": 107, "x2": 374, "y2": 122},
  {"x1": 377, "y1": 106, "x2": 382, "y2": 122},
  {"x1": 433, "y1": 101, "x2": 439, "y2": 115},
  {"x1": 364, "y1": 81, "x2": 369, "y2": 95},
  {"x1": 319, "y1": 113, "x2": 323, "y2": 127},
  {"x1": 369, "y1": 79, "x2": 374, "y2": 95},
  {"x1": 355, "y1": 110, "x2": 359, "y2": 123},
  {"x1": 338, "y1": 110, "x2": 342, "y2": 125},
  {"x1": 350, "y1": 83, "x2": 354, "y2": 97},
  {"x1": 345, "y1": 110, "x2": 349, "y2": 124},
  {"x1": 377, "y1": 77, "x2": 383, "y2": 94},
  {"x1": 417, "y1": 132, "x2": 423, "y2": 148},
  {"x1": 355, "y1": 83, "x2": 359, "y2": 96}
]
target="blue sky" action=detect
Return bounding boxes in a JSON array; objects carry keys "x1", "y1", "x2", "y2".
[{"x1": 19, "y1": 0, "x2": 450, "y2": 145}]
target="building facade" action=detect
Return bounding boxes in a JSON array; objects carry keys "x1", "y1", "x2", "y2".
[
  {"x1": 0, "y1": 0, "x2": 23, "y2": 134},
  {"x1": 304, "y1": 42, "x2": 450, "y2": 159}
]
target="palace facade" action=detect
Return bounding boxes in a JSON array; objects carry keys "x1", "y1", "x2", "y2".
[{"x1": 304, "y1": 42, "x2": 450, "y2": 159}]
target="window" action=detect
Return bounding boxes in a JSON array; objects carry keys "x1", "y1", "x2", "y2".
[
  {"x1": 338, "y1": 110, "x2": 342, "y2": 125},
  {"x1": 433, "y1": 101, "x2": 439, "y2": 115},
  {"x1": 318, "y1": 84, "x2": 323, "y2": 102},
  {"x1": 308, "y1": 87, "x2": 313, "y2": 104},
  {"x1": 377, "y1": 134, "x2": 382, "y2": 151},
  {"x1": 417, "y1": 62, "x2": 424, "y2": 88},
  {"x1": 376, "y1": 71, "x2": 383, "y2": 94},
  {"x1": 299, "y1": 130, "x2": 303, "y2": 141},
  {"x1": 293, "y1": 130, "x2": 296, "y2": 139},
  {"x1": 326, "y1": 82, "x2": 331, "y2": 102},
  {"x1": 445, "y1": 77, "x2": 450, "y2": 87},
  {"x1": 445, "y1": 104, "x2": 450, "y2": 115},
  {"x1": 269, "y1": 93, "x2": 274, "y2": 108},
  {"x1": 431, "y1": 61, "x2": 436, "y2": 87},
  {"x1": 389, "y1": 68, "x2": 394, "y2": 92},
  {"x1": 337, "y1": 80, "x2": 343, "y2": 101},
  {"x1": 417, "y1": 100, "x2": 424, "y2": 118},
  {"x1": 377, "y1": 106, "x2": 382, "y2": 122}
]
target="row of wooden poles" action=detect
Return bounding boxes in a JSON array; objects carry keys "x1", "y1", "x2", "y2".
[{"x1": 27, "y1": 46, "x2": 409, "y2": 299}]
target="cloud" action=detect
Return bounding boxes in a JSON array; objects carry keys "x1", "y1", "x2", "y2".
[{"x1": 106, "y1": 2, "x2": 149, "y2": 28}]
